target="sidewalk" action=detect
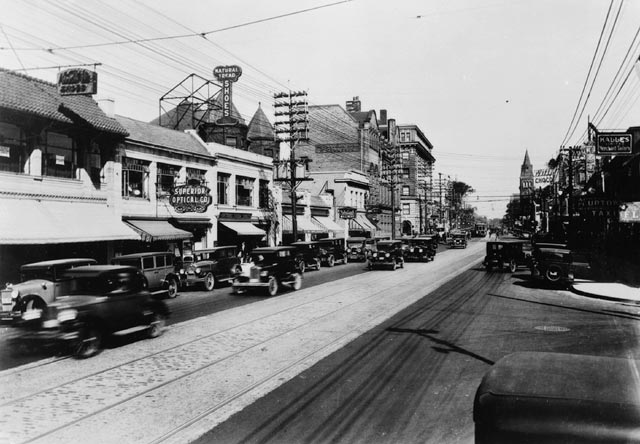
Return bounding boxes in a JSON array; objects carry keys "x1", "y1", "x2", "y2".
[{"x1": 571, "y1": 280, "x2": 640, "y2": 303}]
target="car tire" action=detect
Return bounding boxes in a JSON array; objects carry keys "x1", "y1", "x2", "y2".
[
  {"x1": 19, "y1": 296, "x2": 46, "y2": 315},
  {"x1": 509, "y1": 260, "x2": 517, "y2": 273},
  {"x1": 166, "y1": 277, "x2": 179, "y2": 298},
  {"x1": 367, "y1": 261, "x2": 373, "y2": 271},
  {"x1": 291, "y1": 273, "x2": 302, "y2": 291},
  {"x1": 343, "y1": 255, "x2": 348, "y2": 265},
  {"x1": 545, "y1": 264, "x2": 563, "y2": 283},
  {"x1": 327, "y1": 255, "x2": 335, "y2": 267},
  {"x1": 315, "y1": 259, "x2": 322, "y2": 270},
  {"x1": 266, "y1": 277, "x2": 279, "y2": 296},
  {"x1": 298, "y1": 261, "x2": 306, "y2": 274},
  {"x1": 73, "y1": 323, "x2": 103, "y2": 359},
  {"x1": 400, "y1": 259, "x2": 404, "y2": 269},
  {"x1": 148, "y1": 312, "x2": 166, "y2": 338},
  {"x1": 203, "y1": 273, "x2": 215, "y2": 291}
]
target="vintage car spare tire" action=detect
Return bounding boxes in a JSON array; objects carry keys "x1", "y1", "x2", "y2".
[{"x1": 544, "y1": 264, "x2": 563, "y2": 283}]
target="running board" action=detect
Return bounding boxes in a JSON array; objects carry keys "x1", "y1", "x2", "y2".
[{"x1": 112, "y1": 325, "x2": 150, "y2": 336}]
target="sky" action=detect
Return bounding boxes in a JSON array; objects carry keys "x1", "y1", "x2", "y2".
[{"x1": 1, "y1": 0, "x2": 639, "y2": 219}]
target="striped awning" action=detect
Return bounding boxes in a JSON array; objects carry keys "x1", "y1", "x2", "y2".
[
  {"x1": 312, "y1": 216, "x2": 344, "y2": 233},
  {"x1": 282, "y1": 215, "x2": 324, "y2": 233},
  {"x1": 125, "y1": 219, "x2": 193, "y2": 242}
]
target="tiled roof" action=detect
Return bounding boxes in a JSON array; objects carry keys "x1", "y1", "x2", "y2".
[
  {"x1": 115, "y1": 115, "x2": 213, "y2": 158},
  {"x1": 247, "y1": 104, "x2": 274, "y2": 141},
  {"x1": 0, "y1": 68, "x2": 128, "y2": 135}
]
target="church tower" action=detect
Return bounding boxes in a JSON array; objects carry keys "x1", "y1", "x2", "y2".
[{"x1": 519, "y1": 150, "x2": 533, "y2": 198}]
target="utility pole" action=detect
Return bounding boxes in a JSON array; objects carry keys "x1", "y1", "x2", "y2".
[
  {"x1": 273, "y1": 90, "x2": 312, "y2": 243},
  {"x1": 438, "y1": 172, "x2": 443, "y2": 228}
]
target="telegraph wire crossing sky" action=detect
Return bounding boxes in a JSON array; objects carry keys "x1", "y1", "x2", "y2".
[{"x1": 1, "y1": 0, "x2": 639, "y2": 219}]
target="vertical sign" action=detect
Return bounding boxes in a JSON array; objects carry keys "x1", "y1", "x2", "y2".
[{"x1": 213, "y1": 65, "x2": 242, "y2": 126}]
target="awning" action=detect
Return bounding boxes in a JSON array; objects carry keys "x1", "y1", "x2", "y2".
[
  {"x1": 0, "y1": 199, "x2": 140, "y2": 245},
  {"x1": 125, "y1": 219, "x2": 193, "y2": 242},
  {"x1": 282, "y1": 215, "x2": 325, "y2": 233},
  {"x1": 312, "y1": 216, "x2": 344, "y2": 233},
  {"x1": 349, "y1": 214, "x2": 377, "y2": 233},
  {"x1": 219, "y1": 221, "x2": 266, "y2": 236}
]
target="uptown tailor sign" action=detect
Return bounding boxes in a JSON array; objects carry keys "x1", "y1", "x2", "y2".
[
  {"x1": 170, "y1": 183, "x2": 212, "y2": 213},
  {"x1": 213, "y1": 65, "x2": 242, "y2": 126}
]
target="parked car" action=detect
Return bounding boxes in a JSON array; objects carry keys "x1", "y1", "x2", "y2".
[
  {"x1": 449, "y1": 232, "x2": 468, "y2": 249},
  {"x1": 368, "y1": 240, "x2": 405, "y2": 270},
  {"x1": 12, "y1": 265, "x2": 169, "y2": 359},
  {"x1": 474, "y1": 352, "x2": 640, "y2": 444},
  {"x1": 231, "y1": 246, "x2": 302, "y2": 296},
  {"x1": 1, "y1": 258, "x2": 97, "y2": 324},
  {"x1": 404, "y1": 236, "x2": 437, "y2": 262},
  {"x1": 529, "y1": 242, "x2": 590, "y2": 286},
  {"x1": 111, "y1": 252, "x2": 180, "y2": 298},
  {"x1": 291, "y1": 241, "x2": 322, "y2": 272},
  {"x1": 317, "y1": 238, "x2": 348, "y2": 267},
  {"x1": 483, "y1": 240, "x2": 530, "y2": 272},
  {"x1": 346, "y1": 237, "x2": 374, "y2": 262},
  {"x1": 178, "y1": 246, "x2": 242, "y2": 291}
]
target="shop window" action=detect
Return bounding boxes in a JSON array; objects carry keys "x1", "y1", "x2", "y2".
[
  {"x1": 122, "y1": 157, "x2": 150, "y2": 199},
  {"x1": 259, "y1": 179, "x2": 270, "y2": 209},
  {"x1": 402, "y1": 185, "x2": 410, "y2": 196},
  {"x1": 157, "y1": 163, "x2": 180, "y2": 197},
  {"x1": 43, "y1": 131, "x2": 76, "y2": 179},
  {"x1": 217, "y1": 173, "x2": 230, "y2": 205},
  {"x1": 0, "y1": 122, "x2": 25, "y2": 174},
  {"x1": 236, "y1": 176, "x2": 254, "y2": 207},
  {"x1": 403, "y1": 203, "x2": 411, "y2": 215}
]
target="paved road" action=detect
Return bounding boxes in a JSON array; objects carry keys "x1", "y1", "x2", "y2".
[{"x1": 0, "y1": 241, "x2": 481, "y2": 444}]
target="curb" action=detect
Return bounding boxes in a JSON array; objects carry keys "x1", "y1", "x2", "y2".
[{"x1": 570, "y1": 284, "x2": 640, "y2": 304}]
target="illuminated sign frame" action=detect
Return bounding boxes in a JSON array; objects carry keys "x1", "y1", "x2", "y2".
[{"x1": 213, "y1": 65, "x2": 242, "y2": 126}]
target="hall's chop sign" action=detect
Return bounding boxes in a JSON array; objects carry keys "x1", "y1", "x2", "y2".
[
  {"x1": 170, "y1": 183, "x2": 212, "y2": 213},
  {"x1": 213, "y1": 65, "x2": 242, "y2": 126}
]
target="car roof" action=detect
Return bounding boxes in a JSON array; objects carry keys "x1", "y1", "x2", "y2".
[
  {"x1": 194, "y1": 246, "x2": 236, "y2": 252},
  {"x1": 21, "y1": 258, "x2": 97, "y2": 270},
  {"x1": 251, "y1": 246, "x2": 297, "y2": 253},
  {"x1": 377, "y1": 240, "x2": 401, "y2": 245},
  {"x1": 317, "y1": 237, "x2": 345, "y2": 242},
  {"x1": 113, "y1": 251, "x2": 172, "y2": 260},
  {"x1": 347, "y1": 237, "x2": 367, "y2": 241},
  {"x1": 291, "y1": 241, "x2": 320, "y2": 245},
  {"x1": 63, "y1": 265, "x2": 138, "y2": 277}
]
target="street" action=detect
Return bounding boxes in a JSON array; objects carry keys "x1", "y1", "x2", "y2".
[{"x1": 1, "y1": 240, "x2": 639, "y2": 444}]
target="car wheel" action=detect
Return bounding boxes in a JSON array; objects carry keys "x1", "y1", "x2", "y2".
[
  {"x1": 266, "y1": 277, "x2": 279, "y2": 296},
  {"x1": 343, "y1": 255, "x2": 348, "y2": 265},
  {"x1": 19, "y1": 296, "x2": 46, "y2": 315},
  {"x1": 166, "y1": 277, "x2": 179, "y2": 298},
  {"x1": 545, "y1": 264, "x2": 563, "y2": 283},
  {"x1": 367, "y1": 261, "x2": 373, "y2": 271},
  {"x1": 291, "y1": 273, "x2": 302, "y2": 291},
  {"x1": 298, "y1": 261, "x2": 306, "y2": 274},
  {"x1": 327, "y1": 255, "x2": 335, "y2": 267},
  {"x1": 73, "y1": 323, "x2": 103, "y2": 359},
  {"x1": 400, "y1": 259, "x2": 404, "y2": 269},
  {"x1": 203, "y1": 273, "x2": 215, "y2": 291},
  {"x1": 509, "y1": 260, "x2": 517, "y2": 273},
  {"x1": 315, "y1": 259, "x2": 322, "y2": 270},
  {"x1": 148, "y1": 312, "x2": 166, "y2": 338}
]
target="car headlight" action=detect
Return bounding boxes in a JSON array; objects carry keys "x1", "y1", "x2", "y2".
[
  {"x1": 418, "y1": 249, "x2": 423, "y2": 253},
  {"x1": 11, "y1": 288, "x2": 20, "y2": 299},
  {"x1": 260, "y1": 271, "x2": 269, "y2": 277},
  {"x1": 179, "y1": 269, "x2": 185, "y2": 275},
  {"x1": 195, "y1": 267, "x2": 202, "y2": 275},
  {"x1": 57, "y1": 309, "x2": 78, "y2": 323},
  {"x1": 385, "y1": 253, "x2": 390, "y2": 258}
]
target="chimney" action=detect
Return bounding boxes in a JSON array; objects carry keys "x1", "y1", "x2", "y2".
[
  {"x1": 97, "y1": 98, "x2": 115, "y2": 118},
  {"x1": 346, "y1": 96, "x2": 361, "y2": 112},
  {"x1": 379, "y1": 109, "x2": 387, "y2": 125}
]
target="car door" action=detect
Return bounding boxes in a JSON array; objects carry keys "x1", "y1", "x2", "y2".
[
  {"x1": 101, "y1": 272, "x2": 145, "y2": 331},
  {"x1": 142, "y1": 256, "x2": 161, "y2": 290}
]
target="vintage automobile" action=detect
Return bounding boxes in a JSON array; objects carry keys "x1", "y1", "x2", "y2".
[
  {"x1": 346, "y1": 237, "x2": 375, "y2": 262},
  {"x1": 449, "y1": 232, "x2": 468, "y2": 249},
  {"x1": 529, "y1": 242, "x2": 590, "y2": 286},
  {"x1": 111, "y1": 252, "x2": 181, "y2": 298},
  {"x1": 291, "y1": 241, "x2": 322, "y2": 273},
  {"x1": 178, "y1": 246, "x2": 242, "y2": 290},
  {"x1": 1, "y1": 258, "x2": 97, "y2": 324},
  {"x1": 404, "y1": 236, "x2": 437, "y2": 262},
  {"x1": 474, "y1": 352, "x2": 640, "y2": 443},
  {"x1": 231, "y1": 246, "x2": 302, "y2": 296},
  {"x1": 483, "y1": 240, "x2": 530, "y2": 272},
  {"x1": 12, "y1": 265, "x2": 169, "y2": 359},
  {"x1": 317, "y1": 237, "x2": 348, "y2": 267},
  {"x1": 368, "y1": 240, "x2": 405, "y2": 270}
]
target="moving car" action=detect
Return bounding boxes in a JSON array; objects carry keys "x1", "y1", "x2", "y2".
[
  {"x1": 12, "y1": 265, "x2": 169, "y2": 359},
  {"x1": 483, "y1": 240, "x2": 530, "y2": 272},
  {"x1": 112, "y1": 252, "x2": 181, "y2": 298},
  {"x1": 291, "y1": 241, "x2": 322, "y2": 272},
  {"x1": 529, "y1": 242, "x2": 590, "y2": 287},
  {"x1": 345, "y1": 237, "x2": 374, "y2": 262},
  {"x1": 231, "y1": 247, "x2": 302, "y2": 296},
  {"x1": 178, "y1": 246, "x2": 242, "y2": 290},
  {"x1": 449, "y1": 232, "x2": 468, "y2": 249},
  {"x1": 404, "y1": 236, "x2": 437, "y2": 262},
  {"x1": 317, "y1": 237, "x2": 348, "y2": 267},
  {"x1": 368, "y1": 240, "x2": 405, "y2": 270},
  {"x1": 1, "y1": 258, "x2": 97, "y2": 324},
  {"x1": 474, "y1": 352, "x2": 640, "y2": 443}
]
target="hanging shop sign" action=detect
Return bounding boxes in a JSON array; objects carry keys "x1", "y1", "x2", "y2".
[
  {"x1": 620, "y1": 202, "x2": 640, "y2": 223},
  {"x1": 338, "y1": 206, "x2": 357, "y2": 219},
  {"x1": 534, "y1": 168, "x2": 555, "y2": 186},
  {"x1": 169, "y1": 183, "x2": 212, "y2": 213},
  {"x1": 213, "y1": 65, "x2": 242, "y2": 126},
  {"x1": 57, "y1": 68, "x2": 98, "y2": 96},
  {"x1": 596, "y1": 133, "x2": 633, "y2": 155}
]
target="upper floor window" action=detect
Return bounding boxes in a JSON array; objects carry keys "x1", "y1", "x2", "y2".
[
  {"x1": 157, "y1": 163, "x2": 180, "y2": 197},
  {"x1": 122, "y1": 157, "x2": 150, "y2": 199},
  {"x1": 236, "y1": 176, "x2": 254, "y2": 207},
  {"x1": 186, "y1": 167, "x2": 207, "y2": 185},
  {"x1": 401, "y1": 168, "x2": 410, "y2": 179},
  {"x1": 402, "y1": 185, "x2": 410, "y2": 196},
  {"x1": 0, "y1": 122, "x2": 25, "y2": 174},
  {"x1": 402, "y1": 151, "x2": 409, "y2": 160},
  {"x1": 259, "y1": 179, "x2": 270, "y2": 209},
  {"x1": 217, "y1": 173, "x2": 230, "y2": 205},
  {"x1": 402, "y1": 203, "x2": 411, "y2": 215},
  {"x1": 43, "y1": 131, "x2": 76, "y2": 179},
  {"x1": 400, "y1": 130, "x2": 412, "y2": 143}
]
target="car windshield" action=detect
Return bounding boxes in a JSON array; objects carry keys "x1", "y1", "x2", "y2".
[
  {"x1": 20, "y1": 268, "x2": 57, "y2": 282},
  {"x1": 68, "y1": 272, "x2": 138, "y2": 295},
  {"x1": 251, "y1": 253, "x2": 277, "y2": 264},
  {"x1": 112, "y1": 258, "x2": 140, "y2": 268}
]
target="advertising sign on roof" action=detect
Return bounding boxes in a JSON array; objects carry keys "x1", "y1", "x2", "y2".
[
  {"x1": 57, "y1": 68, "x2": 98, "y2": 96},
  {"x1": 213, "y1": 65, "x2": 242, "y2": 126},
  {"x1": 596, "y1": 133, "x2": 633, "y2": 155},
  {"x1": 620, "y1": 202, "x2": 640, "y2": 223},
  {"x1": 534, "y1": 168, "x2": 555, "y2": 186}
]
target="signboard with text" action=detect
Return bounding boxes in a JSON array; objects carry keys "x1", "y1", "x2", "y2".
[
  {"x1": 620, "y1": 202, "x2": 640, "y2": 223},
  {"x1": 213, "y1": 65, "x2": 242, "y2": 126},
  {"x1": 338, "y1": 207, "x2": 356, "y2": 219},
  {"x1": 596, "y1": 133, "x2": 633, "y2": 155},
  {"x1": 57, "y1": 68, "x2": 98, "y2": 96},
  {"x1": 534, "y1": 168, "x2": 555, "y2": 187},
  {"x1": 170, "y1": 183, "x2": 212, "y2": 213}
]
